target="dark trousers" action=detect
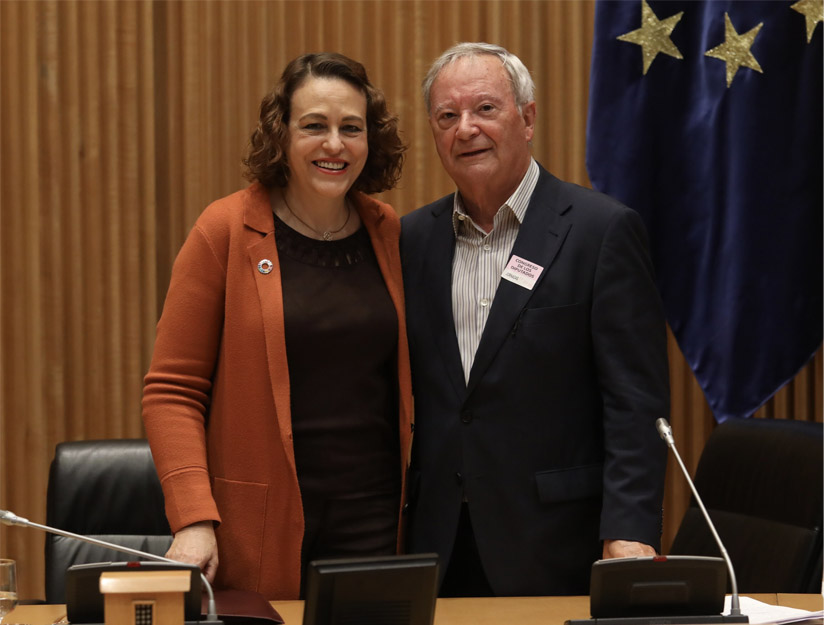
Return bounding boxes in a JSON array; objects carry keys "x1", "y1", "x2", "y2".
[{"x1": 439, "y1": 502, "x2": 494, "y2": 597}]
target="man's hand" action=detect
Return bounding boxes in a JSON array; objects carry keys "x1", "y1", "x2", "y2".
[
  {"x1": 602, "y1": 539, "x2": 656, "y2": 559},
  {"x1": 166, "y1": 521, "x2": 219, "y2": 583}
]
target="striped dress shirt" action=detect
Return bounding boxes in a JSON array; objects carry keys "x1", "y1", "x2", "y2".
[{"x1": 451, "y1": 158, "x2": 540, "y2": 383}]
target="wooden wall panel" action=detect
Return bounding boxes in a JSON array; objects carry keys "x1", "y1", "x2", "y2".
[
  {"x1": 1, "y1": 0, "x2": 48, "y2": 600},
  {"x1": 1, "y1": 0, "x2": 156, "y2": 598},
  {"x1": 1, "y1": 0, "x2": 820, "y2": 600}
]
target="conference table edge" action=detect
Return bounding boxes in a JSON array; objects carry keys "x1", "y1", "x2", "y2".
[{"x1": 7, "y1": 593, "x2": 822, "y2": 625}]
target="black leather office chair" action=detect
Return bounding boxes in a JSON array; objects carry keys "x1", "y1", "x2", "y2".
[
  {"x1": 668, "y1": 418, "x2": 822, "y2": 593},
  {"x1": 45, "y1": 439, "x2": 173, "y2": 603}
]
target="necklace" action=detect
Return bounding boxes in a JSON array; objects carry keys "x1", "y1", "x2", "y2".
[{"x1": 282, "y1": 191, "x2": 351, "y2": 241}]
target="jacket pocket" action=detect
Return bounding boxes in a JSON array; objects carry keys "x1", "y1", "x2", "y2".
[
  {"x1": 535, "y1": 464, "x2": 603, "y2": 503},
  {"x1": 519, "y1": 302, "x2": 584, "y2": 325},
  {"x1": 212, "y1": 476, "x2": 268, "y2": 592}
]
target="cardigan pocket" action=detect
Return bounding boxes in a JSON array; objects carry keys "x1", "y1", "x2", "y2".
[
  {"x1": 534, "y1": 463, "x2": 603, "y2": 503},
  {"x1": 212, "y1": 476, "x2": 269, "y2": 592}
]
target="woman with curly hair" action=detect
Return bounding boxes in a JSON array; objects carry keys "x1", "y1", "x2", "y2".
[{"x1": 143, "y1": 52, "x2": 412, "y2": 599}]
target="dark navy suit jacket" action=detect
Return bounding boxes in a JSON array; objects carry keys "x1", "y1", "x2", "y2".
[{"x1": 400, "y1": 165, "x2": 670, "y2": 595}]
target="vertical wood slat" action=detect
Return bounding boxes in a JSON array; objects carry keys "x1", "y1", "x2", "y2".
[
  {"x1": 78, "y1": 0, "x2": 105, "y2": 439},
  {"x1": 60, "y1": 1, "x2": 83, "y2": 443},
  {"x1": 101, "y1": 0, "x2": 121, "y2": 437},
  {"x1": 1, "y1": 0, "x2": 819, "y2": 600},
  {"x1": 138, "y1": 0, "x2": 159, "y2": 374}
]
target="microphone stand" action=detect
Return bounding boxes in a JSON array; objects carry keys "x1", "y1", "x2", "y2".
[
  {"x1": 656, "y1": 418, "x2": 744, "y2": 619},
  {"x1": 0, "y1": 508, "x2": 222, "y2": 624}
]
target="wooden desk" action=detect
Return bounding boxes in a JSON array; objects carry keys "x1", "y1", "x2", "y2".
[{"x1": 7, "y1": 594, "x2": 822, "y2": 625}]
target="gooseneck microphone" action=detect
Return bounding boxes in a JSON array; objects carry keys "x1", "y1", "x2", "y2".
[
  {"x1": 0, "y1": 508, "x2": 222, "y2": 624},
  {"x1": 656, "y1": 418, "x2": 743, "y2": 618}
]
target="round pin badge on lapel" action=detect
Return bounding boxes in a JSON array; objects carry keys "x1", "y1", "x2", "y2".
[{"x1": 257, "y1": 259, "x2": 274, "y2": 274}]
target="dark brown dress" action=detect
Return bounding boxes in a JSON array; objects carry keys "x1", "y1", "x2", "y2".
[{"x1": 273, "y1": 213, "x2": 401, "y2": 595}]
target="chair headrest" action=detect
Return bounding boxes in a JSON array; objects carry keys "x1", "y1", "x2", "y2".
[
  {"x1": 46, "y1": 439, "x2": 171, "y2": 535},
  {"x1": 695, "y1": 419, "x2": 822, "y2": 528}
]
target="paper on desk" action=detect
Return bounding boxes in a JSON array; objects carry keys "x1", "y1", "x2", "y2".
[{"x1": 726, "y1": 596, "x2": 824, "y2": 625}]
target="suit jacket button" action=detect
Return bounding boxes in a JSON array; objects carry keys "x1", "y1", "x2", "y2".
[
  {"x1": 455, "y1": 472, "x2": 463, "y2": 485},
  {"x1": 460, "y1": 410, "x2": 473, "y2": 423}
]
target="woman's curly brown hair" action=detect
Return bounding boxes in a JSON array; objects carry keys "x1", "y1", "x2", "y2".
[{"x1": 243, "y1": 52, "x2": 406, "y2": 194}]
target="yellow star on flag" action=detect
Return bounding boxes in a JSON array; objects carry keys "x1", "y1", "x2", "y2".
[
  {"x1": 705, "y1": 13, "x2": 764, "y2": 88},
  {"x1": 617, "y1": 0, "x2": 684, "y2": 75},
  {"x1": 791, "y1": 0, "x2": 823, "y2": 43}
]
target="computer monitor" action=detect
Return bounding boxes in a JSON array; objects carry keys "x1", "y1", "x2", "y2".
[{"x1": 302, "y1": 553, "x2": 439, "y2": 625}]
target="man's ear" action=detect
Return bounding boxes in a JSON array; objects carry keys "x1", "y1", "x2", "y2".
[{"x1": 522, "y1": 101, "x2": 537, "y2": 142}]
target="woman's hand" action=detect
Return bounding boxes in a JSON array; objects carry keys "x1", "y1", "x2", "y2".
[{"x1": 165, "y1": 521, "x2": 219, "y2": 583}]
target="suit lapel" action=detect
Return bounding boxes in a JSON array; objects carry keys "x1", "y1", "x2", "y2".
[
  {"x1": 465, "y1": 171, "x2": 571, "y2": 397},
  {"x1": 422, "y1": 199, "x2": 467, "y2": 401},
  {"x1": 244, "y1": 186, "x2": 298, "y2": 476}
]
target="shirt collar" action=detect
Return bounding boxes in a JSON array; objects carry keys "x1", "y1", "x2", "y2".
[{"x1": 451, "y1": 158, "x2": 539, "y2": 235}]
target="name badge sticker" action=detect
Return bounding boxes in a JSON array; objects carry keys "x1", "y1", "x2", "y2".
[{"x1": 501, "y1": 255, "x2": 544, "y2": 290}]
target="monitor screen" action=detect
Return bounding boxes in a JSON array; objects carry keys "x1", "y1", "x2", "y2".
[{"x1": 303, "y1": 553, "x2": 439, "y2": 625}]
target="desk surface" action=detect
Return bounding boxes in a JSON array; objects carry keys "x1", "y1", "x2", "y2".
[{"x1": 8, "y1": 594, "x2": 822, "y2": 625}]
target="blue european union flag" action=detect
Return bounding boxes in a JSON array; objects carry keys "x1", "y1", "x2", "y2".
[{"x1": 586, "y1": 0, "x2": 822, "y2": 421}]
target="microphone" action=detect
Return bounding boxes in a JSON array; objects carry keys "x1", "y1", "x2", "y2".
[
  {"x1": 0, "y1": 508, "x2": 222, "y2": 624},
  {"x1": 656, "y1": 418, "x2": 743, "y2": 618}
]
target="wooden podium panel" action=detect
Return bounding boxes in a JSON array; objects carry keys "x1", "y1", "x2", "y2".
[
  {"x1": 6, "y1": 593, "x2": 822, "y2": 625},
  {"x1": 266, "y1": 595, "x2": 592, "y2": 624},
  {"x1": 211, "y1": 595, "x2": 824, "y2": 625}
]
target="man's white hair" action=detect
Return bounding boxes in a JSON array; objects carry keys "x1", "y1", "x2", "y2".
[{"x1": 422, "y1": 42, "x2": 536, "y2": 114}]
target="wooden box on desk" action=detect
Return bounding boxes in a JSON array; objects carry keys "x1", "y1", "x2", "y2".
[{"x1": 99, "y1": 569, "x2": 190, "y2": 625}]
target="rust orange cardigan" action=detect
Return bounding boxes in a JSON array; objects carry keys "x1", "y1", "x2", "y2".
[{"x1": 142, "y1": 182, "x2": 413, "y2": 600}]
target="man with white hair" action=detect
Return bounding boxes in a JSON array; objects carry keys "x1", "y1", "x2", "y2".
[{"x1": 401, "y1": 42, "x2": 670, "y2": 596}]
